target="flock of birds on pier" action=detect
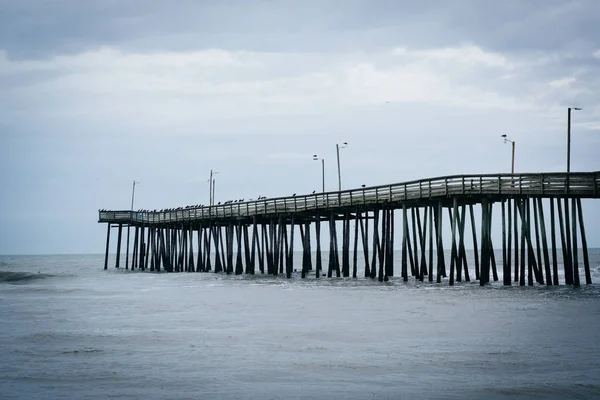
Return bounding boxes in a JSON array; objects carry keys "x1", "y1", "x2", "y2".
[{"x1": 98, "y1": 196, "x2": 276, "y2": 213}]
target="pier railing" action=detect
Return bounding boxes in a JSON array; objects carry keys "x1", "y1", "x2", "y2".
[{"x1": 99, "y1": 172, "x2": 600, "y2": 225}]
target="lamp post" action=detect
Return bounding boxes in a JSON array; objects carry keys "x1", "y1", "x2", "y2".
[
  {"x1": 130, "y1": 180, "x2": 139, "y2": 211},
  {"x1": 312, "y1": 155, "x2": 325, "y2": 193},
  {"x1": 501, "y1": 135, "x2": 515, "y2": 173},
  {"x1": 567, "y1": 107, "x2": 582, "y2": 175},
  {"x1": 125, "y1": 180, "x2": 139, "y2": 269},
  {"x1": 336, "y1": 142, "x2": 348, "y2": 192},
  {"x1": 208, "y1": 170, "x2": 219, "y2": 206}
]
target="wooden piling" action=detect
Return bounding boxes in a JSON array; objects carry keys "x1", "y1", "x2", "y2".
[
  {"x1": 576, "y1": 198, "x2": 591, "y2": 284},
  {"x1": 537, "y1": 198, "x2": 551, "y2": 285},
  {"x1": 533, "y1": 200, "x2": 544, "y2": 283},
  {"x1": 428, "y1": 205, "x2": 434, "y2": 282},
  {"x1": 360, "y1": 212, "x2": 370, "y2": 278},
  {"x1": 514, "y1": 198, "x2": 519, "y2": 283},
  {"x1": 287, "y1": 218, "x2": 294, "y2": 279},
  {"x1": 469, "y1": 204, "x2": 480, "y2": 281},
  {"x1": 502, "y1": 200, "x2": 510, "y2": 285},
  {"x1": 458, "y1": 205, "x2": 470, "y2": 282},
  {"x1": 506, "y1": 199, "x2": 512, "y2": 285},
  {"x1": 315, "y1": 218, "x2": 322, "y2": 278},
  {"x1": 480, "y1": 199, "x2": 489, "y2": 286},
  {"x1": 115, "y1": 224, "x2": 123, "y2": 269},
  {"x1": 563, "y1": 198, "x2": 574, "y2": 284},
  {"x1": 353, "y1": 211, "x2": 359, "y2": 278},
  {"x1": 436, "y1": 201, "x2": 443, "y2": 284},
  {"x1": 557, "y1": 199, "x2": 572, "y2": 284},
  {"x1": 449, "y1": 198, "x2": 458, "y2": 286},
  {"x1": 402, "y1": 205, "x2": 408, "y2": 281},
  {"x1": 549, "y1": 199, "x2": 559, "y2": 285},
  {"x1": 378, "y1": 208, "x2": 387, "y2": 282},
  {"x1": 236, "y1": 223, "x2": 244, "y2": 275},
  {"x1": 342, "y1": 213, "x2": 350, "y2": 277},
  {"x1": 418, "y1": 207, "x2": 427, "y2": 281},
  {"x1": 572, "y1": 199, "x2": 580, "y2": 286},
  {"x1": 411, "y1": 207, "x2": 419, "y2": 278},
  {"x1": 104, "y1": 224, "x2": 111, "y2": 270}
]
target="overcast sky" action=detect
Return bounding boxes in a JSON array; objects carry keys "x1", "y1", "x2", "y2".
[{"x1": 1, "y1": 0, "x2": 599, "y2": 254}]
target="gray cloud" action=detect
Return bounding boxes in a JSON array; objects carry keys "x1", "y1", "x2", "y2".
[
  {"x1": 0, "y1": 0, "x2": 599, "y2": 254},
  {"x1": 2, "y1": 0, "x2": 598, "y2": 59}
]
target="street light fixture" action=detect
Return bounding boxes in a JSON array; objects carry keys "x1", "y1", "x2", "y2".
[
  {"x1": 501, "y1": 135, "x2": 515, "y2": 174},
  {"x1": 336, "y1": 142, "x2": 348, "y2": 192},
  {"x1": 313, "y1": 155, "x2": 325, "y2": 193}
]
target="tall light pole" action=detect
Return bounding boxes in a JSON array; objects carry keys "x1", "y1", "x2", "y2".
[
  {"x1": 126, "y1": 180, "x2": 139, "y2": 270},
  {"x1": 336, "y1": 142, "x2": 348, "y2": 192},
  {"x1": 567, "y1": 107, "x2": 582, "y2": 175},
  {"x1": 212, "y1": 178, "x2": 216, "y2": 206},
  {"x1": 208, "y1": 170, "x2": 219, "y2": 206},
  {"x1": 501, "y1": 135, "x2": 515, "y2": 173},
  {"x1": 313, "y1": 155, "x2": 325, "y2": 193},
  {"x1": 130, "y1": 180, "x2": 139, "y2": 211},
  {"x1": 565, "y1": 107, "x2": 581, "y2": 284}
]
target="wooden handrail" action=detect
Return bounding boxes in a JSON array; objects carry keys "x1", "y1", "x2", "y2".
[{"x1": 99, "y1": 171, "x2": 600, "y2": 224}]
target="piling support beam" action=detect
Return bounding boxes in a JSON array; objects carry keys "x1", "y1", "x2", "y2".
[
  {"x1": 469, "y1": 205, "x2": 480, "y2": 281},
  {"x1": 316, "y1": 218, "x2": 322, "y2": 278},
  {"x1": 104, "y1": 224, "x2": 111, "y2": 270},
  {"x1": 572, "y1": 199, "x2": 580, "y2": 286},
  {"x1": 550, "y1": 199, "x2": 559, "y2": 285},
  {"x1": 576, "y1": 198, "x2": 591, "y2": 284},
  {"x1": 115, "y1": 224, "x2": 123, "y2": 269},
  {"x1": 449, "y1": 198, "x2": 458, "y2": 286}
]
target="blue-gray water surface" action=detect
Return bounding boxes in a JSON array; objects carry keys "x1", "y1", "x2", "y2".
[{"x1": 1, "y1": 251, "x2": 600, "y2": 400}]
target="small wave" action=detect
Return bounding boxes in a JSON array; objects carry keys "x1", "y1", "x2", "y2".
[
  {"x1": 61, "y1": 348, "x2": 103, "y2": 355},
  {"x1": 0, "y1": 270, "x2": 59, "y2": 284}
]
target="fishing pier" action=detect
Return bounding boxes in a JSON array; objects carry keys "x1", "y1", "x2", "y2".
[{"x1": 98, "y1": 172, "x2": 599, "y2": 286}]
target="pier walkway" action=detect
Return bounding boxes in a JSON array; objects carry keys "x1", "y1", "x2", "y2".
[{"x1": 99, "y1": 171, "x2": 599, "y2": 286}]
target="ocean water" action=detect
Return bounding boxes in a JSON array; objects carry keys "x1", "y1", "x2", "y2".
[{"x1": 1, "y1": 251, "x2": 600, "y2": 400}]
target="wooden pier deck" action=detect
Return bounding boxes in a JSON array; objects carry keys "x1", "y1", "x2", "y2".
[{"x1": 99, "y1": 171, "x2": 599, "y2": 286}]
